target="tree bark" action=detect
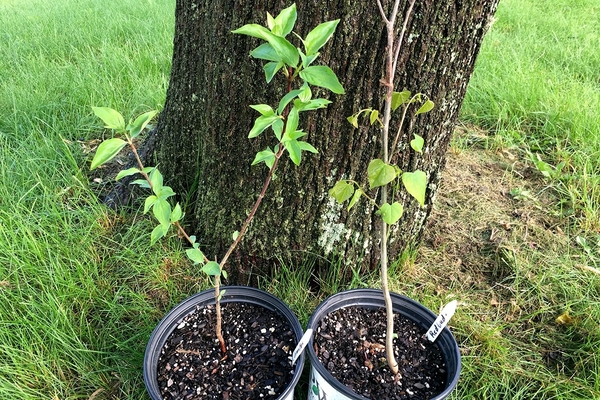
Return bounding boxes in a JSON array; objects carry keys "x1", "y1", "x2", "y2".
[{"x1": 153, "y1": 0, "x2": 499, "y2": 283}]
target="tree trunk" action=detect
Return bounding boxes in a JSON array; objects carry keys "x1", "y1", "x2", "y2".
[{"x1": 153, "y1": 0, "x2": 499, "y2": 283}]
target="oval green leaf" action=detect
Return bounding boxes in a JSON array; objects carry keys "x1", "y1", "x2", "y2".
[
  {"x1": 272, "y1": 3, "x2": 296, "y2": 37},
  {"x1": 144, "y1": 195, "x2": 157, "y2": 214},
  {"x1": 115, "y1": 167, "x2": 140, "y2": 181},
  {"x1": 329, "y1": 180, "x2": 355, "y2": 203},
  {"x1": 299, "y1": 66, "x2": 344, "y2": 94},
  {"x1": 415, "y1": 99, "x2": 435, "y2": 115},
  {"x1": 249, "y1": 115, "x2": 280, "y2": 138},
  {"x1": 90, "y1": 138, "x2": 127, "y2": 170},
  {"x1": 186, "y1": 247, "x2": 206, "y2": 264},
  {"x1": 150, "y1": 223, "x2": 169, "y2": 245},
  {"x1": 367, "y1": 159, "x2": 397, "y2": 189},
  {"x1": 410, "y1": 134, "x2": 424, "y2": 153},
  {"x1": 402, "y1": 170, "x2": 427, "y2": 206},
  {"x1": 170, "y1": 203, "x2": 183, "y2": 223},
  {"x1": 379, "y1": 202, "x2": 404, "y2": 225},
  {"x1": 202, "y1": 261, "x2": 221, "y2": 277},
  {"x1": 127, "y1": 110, "x2": 158, "y2": 138},
  {"x1": 92, "y1": 106, "x2": 125, "y2": 131},
  {"x1": 250, "y1": 43, "x2": 280, "y2": 62},
  {"x1": 304, "y1": 20, "x2": 339, "y2": 56},
  {"x1": 152, "y1": 199, "x2": 172, "y2": 227},
  {"x1": 233, "y1": 24, "x2": 298, "y2": 66}
]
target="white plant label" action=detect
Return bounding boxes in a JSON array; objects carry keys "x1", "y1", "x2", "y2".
[
  {"x1": 291, "y1": 328, "x2": 313, "y2": 365},
  {"x1": 425, "y1": 300, "x2": 457, "y2": 342}
]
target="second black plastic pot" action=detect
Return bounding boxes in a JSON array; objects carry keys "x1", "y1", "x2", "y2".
[
  {"x1": 143, "y1": 286, "x2": 305, "y2": 400},
  {"x1": 306, "y1": 289, "x2": 461, "y2": 400}
]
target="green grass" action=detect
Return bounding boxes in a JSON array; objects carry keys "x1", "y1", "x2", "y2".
[
  {"x1": 1, "y1": 0, "x2": 599, "y2": 398},
  {"x1": 462, "y1": 0, "x2": 600, "y2": 232}
]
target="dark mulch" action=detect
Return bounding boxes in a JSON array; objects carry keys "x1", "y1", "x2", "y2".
[
  {"x1": 156, "y1": 302, "x2": 297, "y2": 399},
  {"x1": 313, "y1": 306, "x2": 447, "y2": 399}
]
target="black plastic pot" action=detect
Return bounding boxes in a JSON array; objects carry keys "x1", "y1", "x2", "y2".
[
  {"x1": 143, "y1": 286, "x2": 305, "y2": 400},
  {"x1": 306, "y1": 289, "x2": 461, "y2": 400}
]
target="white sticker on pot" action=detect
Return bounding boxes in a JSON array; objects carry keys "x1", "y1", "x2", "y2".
[
  {"x1": 425, "y1": 300, "x2": 457, "y2": 342},
  {"x1": 291, "y1": 328, "x2": 313, "y2": 365}
]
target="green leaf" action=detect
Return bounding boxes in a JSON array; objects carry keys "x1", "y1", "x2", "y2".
[
  {"x1": 252, "y1": 148, "x2": 276, "y2": 169},
  {"x1": 115, "y1": 167, "x2": 140, "y2": 181},
  {"x1": 250, "y1": 43, "x2": 280, "y2": 62},
  {"x1": 90, "y1": 138, "x2": 127, "y2": 170},
  {"x1": 410, "y1": 134, "x2": 424, "y2": 153},
  {"x1": 378, "y1": 202, "x2": 404, "y2": 225},
  {"x1": 264, "y1": 61, "x2": 285, "y2": 83},
  {"x1": 298, "y1": 141, "x2": 318, "y2": 154},
  {"x1": 153, "y1": 199, "x2": 172, "y2": 227},
  {"x1": 285, "y1": 139, "x2": 302, "y2": 166},
  {"x1": 298, "y1": 84, "x2": 312, "y2": 102},
  {"x1": 367, "y1": 159, "x2": 397, "y2": 189},
  {"x1": 299, "y1": 49, "x2": 319, "y2": 68},
  {"x1": 127, "y1": 110, "x2": 158, "y2": 138},
  {"x1": 369, "y1": 109, "x2": 379, "y2": 125},
  {"x1": 131, "y1": 179, "x2": 151, "y2": 189},
  {"x1": 222, "y1": 270, "x2": 228, "y2": 280},
  {"x1": 170, "y1": 203, "x2": 183, "y2": 223},
  {"x1": 329, "y1": 180, "x2": 355, "y2": 203},
  {"x1": 271, "y1": 119, "x2": 284, "y2": 141},
  {"x1": 202, "y1": 261, "x2": 221, "y2": 277},
  {"x1": 186, "y1": 247, "x2": 205, "y2": 264},
  {"x1": 415, "y1": 99, "x2": 435, "y2": 115},
  {"x1": 144, "y1": 195, "x2": 157, "y2": 214},
  {"x1": 232, "y1": 24, "x2": 298, "y2": 66},
  {"x1": 300, "y1": 66, "x2": 344, "y2": 94},
  {"x1": 347, "y1": 115, "x2": 359, "y2": 128},
  {"x1": 304, "y1": 20, "x2": 339, "y2": 56},
  {"x1": 150, "y1": 223, "x2": 169, "y2": 245},
  {"x1": 348, "y1": 188, "x2": 363, "y2": 211},
  {"x1": 92, "y1": 106, "x2": 125, "y2": 131},
  {"x1": 272, "y1": 3, "x2": 296, "y2": 37},
  {"x1": 249, "y1": 115, "x2": 280, "y2": 138},
  {"x1": 391, "y1": 90, "x2": 411, "y2": 111},
  {"x1": 283, "y1": 107, "x2": 299, "y2": 140},
  {"x1": 232, "y1": 231, "x2": 239, "y2": 241},
  {"x1": 158, "y1": 185, "x2": 176, "y2": 200},
  {"x1": 266, "y1": 12, "x2": 276, "y2": 30},
  {"x1": 149, "y1": 169, "x2": 164, "y2": 195},
  {"x1": 250, "y1": 104, "x2": 275, "y2": 116},
  {"x1": 294, "y1": 98, "x2": 331, "y2": 112},
  {"x1": 277, "y1": 89, "x2": 303, "y2": 114},
  {"x1": 402, "y1": 170, "x2": 427, "y2": 206}
]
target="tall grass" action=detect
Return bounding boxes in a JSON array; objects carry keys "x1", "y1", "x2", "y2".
[
  {"x1": 462, "y1": 0, "x2": 600, "y2": 232},
  {"x1": 0, "y1": 0, "x2": 176, "y2": 398},
  {"x1": 0, "y1": 0, "x2": 173, "y2": 139}
]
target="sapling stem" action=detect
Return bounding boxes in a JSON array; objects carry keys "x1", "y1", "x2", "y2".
[{"x1": 377, "y1": 0, "x2": 416, "y2": 377}]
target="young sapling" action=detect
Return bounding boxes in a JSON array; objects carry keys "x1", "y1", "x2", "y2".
[
  {"x1": 90, "y1": 3, "x2": 343, "y2": 356},
  {"x1": 329, "y1": 0, "x2": 434, "y2": 376}
]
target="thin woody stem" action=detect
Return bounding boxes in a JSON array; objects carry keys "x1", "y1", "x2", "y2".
[
  {"x1": 377, "y1": 0, "x2": 417, "y2": 377},
  {"x1": 215, "y1": 67, "x2": 294, "y2": 354},
  {"x1": 218, "y1": 144, "x2": 285, "y2": 270},
  {"x1": 214, "y1": 275, "x2": 226, "y2": 354}
]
